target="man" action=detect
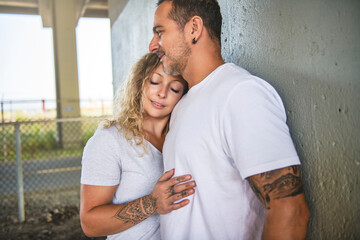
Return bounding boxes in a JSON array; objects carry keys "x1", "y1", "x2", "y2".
[{"x1": 149, "y1": 0, "x2": 310, "y2": 239}]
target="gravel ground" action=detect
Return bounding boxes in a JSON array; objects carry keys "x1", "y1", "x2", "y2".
[{"x1": 0, "y1": 188, "x2": 106, "y2": 240}]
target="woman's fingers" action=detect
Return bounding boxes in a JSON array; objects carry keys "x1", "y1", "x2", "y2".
[
  {"x1": 168, "y1": 186, "x2": 175, "y2": 196},
  {"x1": 168, "y1": 188, "x2": 195, "y2": 210},
  {"x1": 154, "y1": 170, "x2": 197, "y2": 214},
  {"x1": 172, "y1": 180, "x2": 196, "y2": 194},
  {"x1": 157, "y1": 169, "x2": 175, "y2": 182},
  {"x1": 171, "y1": 188, "x2": 195, "y2": 202},
  {"x1": 160, "y1": 171, "x2": 195, "y2": 196},
  {"x1": 159, "y1": 188, "x2": 195, "y2": 214},
  {"x1": 170, "y1": 199, "x2": 190, "y2": 210},
  {"x1": 165, "y1": 174, "x2": 193, "y2": 190}
]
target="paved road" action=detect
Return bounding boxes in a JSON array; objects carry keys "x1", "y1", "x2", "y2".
[{"x1": 0, "y1": 156, "x2": 82, "y2": 194}]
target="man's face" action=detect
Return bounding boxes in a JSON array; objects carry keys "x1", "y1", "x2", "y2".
[{"x1": 149, "y1": 1, "x2": 191, "y2": 75}]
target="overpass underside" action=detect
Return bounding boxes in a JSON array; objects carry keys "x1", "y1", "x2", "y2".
[{"x1": 0, "y1": 0, "x2": 108, "y2": 147}]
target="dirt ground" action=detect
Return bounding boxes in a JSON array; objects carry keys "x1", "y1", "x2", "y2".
[
  {"x1": 0, "y1": 205, "x2": 106, "y2": 240},
  {"x1": 0, "y1": 188, "x2": 106, "y2": 240}
]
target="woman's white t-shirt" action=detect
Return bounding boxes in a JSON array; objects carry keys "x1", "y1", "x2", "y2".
[{"x1": 81, "y1": 125, "x2": 163, "y2": 240}]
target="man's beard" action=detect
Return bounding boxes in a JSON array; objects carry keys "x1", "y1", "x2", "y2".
[
  {"x1": 161, "y1": 60, "x2": 183, "y2": 76},
  {"x1": 160, "y1": 42, "x2": 191, "y2": 76}
]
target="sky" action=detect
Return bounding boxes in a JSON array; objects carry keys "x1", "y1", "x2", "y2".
[{"x1": 0, "y1": 14, "x2": 113, "y2": 106}]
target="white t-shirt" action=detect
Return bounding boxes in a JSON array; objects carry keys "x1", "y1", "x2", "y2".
[
  {"x1": 81, "y1": 125, "x2": 163, "y2": 240},
  {"x1": 161, "y1": 63, "x2": 300, "y2": 240}
]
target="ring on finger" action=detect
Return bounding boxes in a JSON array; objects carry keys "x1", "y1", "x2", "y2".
[{"x1": 169, "y1": 186, "x2": 175, "y2": 195}]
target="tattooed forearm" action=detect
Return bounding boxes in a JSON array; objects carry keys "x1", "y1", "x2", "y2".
[
  {"x1": 248, "y1": 166, "x2": 304, "y2": 209},
  {"x1": 113, "y1": 195, "x2": 157, "y2": 225}
]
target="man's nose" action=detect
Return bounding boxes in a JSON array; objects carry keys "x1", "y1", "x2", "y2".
[{"x1": 149, "y1": 36, "x2": 160, "y2": 53}]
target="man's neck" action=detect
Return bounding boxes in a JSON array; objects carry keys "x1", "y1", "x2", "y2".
[
  {"x1": 182, "y1": 37, "x2": 225, "y2": 89},
  {"x1": 183, "y1": 55, "x2": 225, "y2": 89}
]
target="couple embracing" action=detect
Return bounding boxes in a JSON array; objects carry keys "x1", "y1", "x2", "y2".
[{"x1": 80, "y1": 1, "x2": 309, "y2": 239}]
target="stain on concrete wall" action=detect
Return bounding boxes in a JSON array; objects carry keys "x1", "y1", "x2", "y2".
[{"x1": 109, "y1": 0, "x2": 360, "y2": 238}]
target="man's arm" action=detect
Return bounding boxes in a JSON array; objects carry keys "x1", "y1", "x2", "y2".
[{"x1": 247, "y1": 165, "x2": 310, "y2": 240}]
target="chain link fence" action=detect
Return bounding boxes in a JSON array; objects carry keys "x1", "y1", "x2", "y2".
[{"x1": 0, "y1": 117, "x2": 105, "y2": 223}]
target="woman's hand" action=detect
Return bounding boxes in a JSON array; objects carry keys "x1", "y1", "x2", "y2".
[
  {"x1": 80, "y1": 169, "x2": 195, "y2": 236},
  {"x1": 149, "y1": 169, "x2": 196, "y2": 214}
]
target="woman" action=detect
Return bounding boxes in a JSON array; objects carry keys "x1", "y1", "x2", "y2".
[{"x1": 80, "y1": 53, "x2": 194, "y2": 239}]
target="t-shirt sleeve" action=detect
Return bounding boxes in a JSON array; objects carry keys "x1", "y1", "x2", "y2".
[
  {"x1": 80, "y1": 128, "x2": 122, "y2": 186},
  {"x1": 223, "y1": 79, "x2": 300, "y2": 179}
]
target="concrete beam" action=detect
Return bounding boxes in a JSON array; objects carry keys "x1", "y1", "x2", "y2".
[
  {"x1": 39, "y1": 0, "x2": 88, "y2": 28},
  {"x1": 83, "y1": 8, "x2": 107, "y2": 18},
  {"x1": 0, "y1": 0, "x2": 37, "y2": 15},
  {"x1": 75, "y1": 0, "x2": 89, "y2": 24},
  {"x1": 108, "y1": 0, "x2": 127, "y2": 25},
  {"x1": 0, "y1": 0, "x2": 37, "y2": 8},
  {"x1": 0, "y1": 5, "x2": 37, "y2": 15},
  {"x1": 1, "y1": 0, "x2": 109, "y2": 27},
  {"x1": 83, "y1": 0, "x2": 109, "y2": 18},
  {"x1": 38, "y1": 0, "x2": 52, "y2": 27}
]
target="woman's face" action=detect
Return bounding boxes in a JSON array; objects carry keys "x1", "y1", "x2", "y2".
[{"x1": 143, "y1": 64, "x2": 186, "y2": 120}]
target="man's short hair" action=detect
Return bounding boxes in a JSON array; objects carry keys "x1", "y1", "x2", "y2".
[{"x1": 157, "y1": 0, "x2": 222, "y2": 44}]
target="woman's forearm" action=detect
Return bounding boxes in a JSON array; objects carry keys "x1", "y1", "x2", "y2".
[
  {"x1": 113, "y1": 194, "x2": 157, "y2": 224},
  {"x1": 80, "y1": 170, "x2": 195, "y2": 237},
  {"x1": 81, "y1": 194, "x2": 157, "y2": 237}
]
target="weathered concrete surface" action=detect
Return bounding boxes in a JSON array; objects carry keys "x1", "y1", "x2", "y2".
[
  {"x1": 109, "y1": 0, "x2": 360, "y2": 239},
  {"x1": 109, "y1": 0, "x2": 156, "y2": 92}
]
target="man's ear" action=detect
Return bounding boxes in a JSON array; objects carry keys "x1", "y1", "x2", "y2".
[{"x1": 187, "y1": 16, "x2": 203, "y2": 44}]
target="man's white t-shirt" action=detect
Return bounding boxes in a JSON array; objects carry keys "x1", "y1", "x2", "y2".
[
  {"x1": 161, "y1": 63, "x2": 300, "y2": 240},
  {"x1": 81, "y1": 125, "x2": 163, "y2": 240}
]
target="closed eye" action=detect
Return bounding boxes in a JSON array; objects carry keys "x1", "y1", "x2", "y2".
[
  {"x1": 150, "y1": 81, "x2": 159, "y2": 85},
  {"x1": 171, "y1": 88, "x2": 180, "y2": 93}
]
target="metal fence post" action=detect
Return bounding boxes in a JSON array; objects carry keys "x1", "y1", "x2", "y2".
[
  {"x1": 15, "y1": 122, "x2": 25, "y2": 222},
  {"x1": 1, "y1": 101, "x2": 6, "y2": 161}
]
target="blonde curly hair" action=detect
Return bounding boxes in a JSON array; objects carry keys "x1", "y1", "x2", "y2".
[{"x1": 101, "y1": 53, "x2": 186, "y2": 149}]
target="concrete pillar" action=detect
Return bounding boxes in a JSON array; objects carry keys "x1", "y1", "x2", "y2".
[{"x1": 51, "y1": 0, "x2": 82, "y2": 148}]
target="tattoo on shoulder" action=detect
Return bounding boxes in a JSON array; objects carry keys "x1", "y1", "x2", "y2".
[
  {"x1": 113, "y1": 195, "x2": 157, "y2": 225},
  {"x1": 247, "y1": 166, "x2": 304, "y2": 209}
]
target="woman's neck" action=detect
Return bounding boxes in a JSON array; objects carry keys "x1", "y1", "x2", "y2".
[{"x1": 142, "y1": 116, "x2": 169, "y2": 152}]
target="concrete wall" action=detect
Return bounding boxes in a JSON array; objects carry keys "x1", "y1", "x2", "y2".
[
  {"x1": 109, "y1": 0, "x2": 360, "y2": 239},
  {"x1": 109, "y1": 0, "x2": 157, "y2": 91}
]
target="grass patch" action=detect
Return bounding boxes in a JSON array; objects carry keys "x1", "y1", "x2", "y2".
[{"x1": 0, "y1": 119, "x2": 101, "y2": 162}]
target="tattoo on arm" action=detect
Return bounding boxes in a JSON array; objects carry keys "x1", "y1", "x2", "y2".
[
  {"x1": 113, "y1": 195, "x2": 157, "y2": 225},
  {"x1": 247, "y1": 166, "x2": 304, "y2": 209}
]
